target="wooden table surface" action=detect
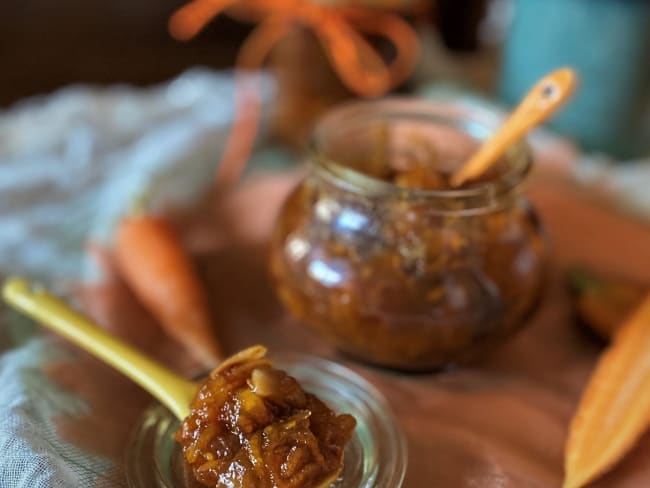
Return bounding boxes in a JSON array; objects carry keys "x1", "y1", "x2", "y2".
[
  {"x1": 48, "y1": 164, "x2": 650, "y2": 487},
  {"x1": 0, "y1": 0, "x2": 251, "y2": 106}
]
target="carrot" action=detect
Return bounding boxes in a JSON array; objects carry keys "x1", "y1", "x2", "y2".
[
  {"x1": 564, "y1": 293, "x2": 650, "y2": 488},
  {"x1": 114, "y1": 213, "x2": 223, "y2": 367},
  {"x1": 567, "y1": 268, "x2": 645, "y2": 340}
]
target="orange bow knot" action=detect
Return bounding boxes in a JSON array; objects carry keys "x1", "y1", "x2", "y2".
[{"x1": 169, "y1": 0, "x2": 421, "y2": 184}]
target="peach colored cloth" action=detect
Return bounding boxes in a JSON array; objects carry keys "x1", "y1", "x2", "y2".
[{"x1": 56, "y1": 167, "x2": 650, "y2": 487}]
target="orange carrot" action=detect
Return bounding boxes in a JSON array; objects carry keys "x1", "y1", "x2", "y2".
[
  {"x1": 564, "y1": 293, "x2": 650, "y2": 488},
  {"x1": 114, "y1": 213, "x2": 223, "y2": 367},
  {"x1": 567, "y1": 268, "x2": 645, "y2": 340}
]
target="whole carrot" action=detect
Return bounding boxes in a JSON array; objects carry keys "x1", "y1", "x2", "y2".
[{"x1": 114, "y1": 213, "x2": 223, "y2": 367}]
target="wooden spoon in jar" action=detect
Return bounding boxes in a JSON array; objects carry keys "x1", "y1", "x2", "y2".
[{"x1": 450, "y1": 68, "x2": 578, "y2": 187}]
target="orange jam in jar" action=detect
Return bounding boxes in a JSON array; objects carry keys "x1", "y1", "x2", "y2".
[{"x1": 270, "y1": 99, "x2": 546, "y2": 371}]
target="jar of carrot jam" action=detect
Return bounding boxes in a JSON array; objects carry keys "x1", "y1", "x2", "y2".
[{"x1": 270, "y1": 99, "x2": 546, "y2": 370}]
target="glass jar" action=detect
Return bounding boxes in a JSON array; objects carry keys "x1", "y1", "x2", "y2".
[
  {"x1": 270, "y1": 98, "x2": 546, "y2": 371},
  {"x1": 125, "y1": 354, "x2": 406, "y2": 488}
]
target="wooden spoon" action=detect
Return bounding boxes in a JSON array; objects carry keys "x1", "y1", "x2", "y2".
[
  {"x1": 1, "y1": 277, "x2": 259, "y2": 420},
  {"x1": 450, "y1": 68, "x2": 578, "y2": 187}
]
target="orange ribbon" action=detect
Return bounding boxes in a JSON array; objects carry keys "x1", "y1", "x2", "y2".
[{"x1": 169, "y1": 0, "x2": 421, "y2": 187}]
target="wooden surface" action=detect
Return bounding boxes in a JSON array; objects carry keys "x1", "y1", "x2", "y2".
[
  {"x1": 0, "y1": 0, "x2": 250, "y2": 106},
  {"x1": 48, "y1": 167, "x2": 650, "y2": 487}
]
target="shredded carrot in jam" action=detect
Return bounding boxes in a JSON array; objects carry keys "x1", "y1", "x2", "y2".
[{"x1": 169, "y1": 0, "x2": 422, "y2": 187}]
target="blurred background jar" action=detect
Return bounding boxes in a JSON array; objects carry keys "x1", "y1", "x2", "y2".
[
  {"x1": 499, "y1": 0, "x2": 650, "y2": 159},
  {"x1": 269, "y1": 0, "x2": 430, "y2": 150},
  {"x1": 269, "y1": 99, "x2": 546, "y2": 371}
]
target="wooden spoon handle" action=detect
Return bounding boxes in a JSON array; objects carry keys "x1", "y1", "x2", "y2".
[
  {"x1": 2, "y1": 277, "x2": 197, "y2": 420},
  {"x1": 451, "y1": 68, "x2": 578, "y2": 187}
]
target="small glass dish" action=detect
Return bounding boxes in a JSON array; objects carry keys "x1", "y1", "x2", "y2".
[{"x1": 125, "y1": 354, "x2": 407, "y2": 488}]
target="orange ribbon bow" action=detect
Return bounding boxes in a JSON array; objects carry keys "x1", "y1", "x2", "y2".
[{"x1": 170, "y1": 0, "x2": 421, "y2": 186}]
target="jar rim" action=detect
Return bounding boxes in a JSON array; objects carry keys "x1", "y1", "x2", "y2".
[{"x1": 309, "y1": 97, "x2": 533, "y2": 202}]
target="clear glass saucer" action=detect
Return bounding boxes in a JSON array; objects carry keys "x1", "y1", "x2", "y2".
[{"x1": 125, "y1": 354, "x2": 407, "y2": 488}]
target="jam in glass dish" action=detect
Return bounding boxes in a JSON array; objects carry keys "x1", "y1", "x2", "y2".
[{"x1": 125, "y1": 354, "x2": 406, "y2": 488}]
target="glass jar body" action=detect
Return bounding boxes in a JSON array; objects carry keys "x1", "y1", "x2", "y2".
[
  {"x1": 270, "y1": 101, "x2": 546, "y2": 371},
  {"x1": 271, "y1": 179, "x2": 545, "y2": 370}
]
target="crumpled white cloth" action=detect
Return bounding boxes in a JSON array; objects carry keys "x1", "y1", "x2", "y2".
[
  {"x1": 0, "y1": 338, "x2": 113, "y2": 487},
  {"x1": 0, "y1": 69, "x2": 273, "y2": 282},
  {"x1": 0, "y1": 69, "x2": 273, "y2": 488}
]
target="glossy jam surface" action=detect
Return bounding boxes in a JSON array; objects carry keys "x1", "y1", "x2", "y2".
[
  {"x1": 270, "y1": 114, "x2": 546, "y2": 370},
  {"x1": 176, "y1": 350, "x2": 356, "y2": 488}
]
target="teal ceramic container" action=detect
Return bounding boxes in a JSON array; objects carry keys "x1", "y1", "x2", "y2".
[{"x1": 500, "y1": 0, "x2": 650, "y2": 159}]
